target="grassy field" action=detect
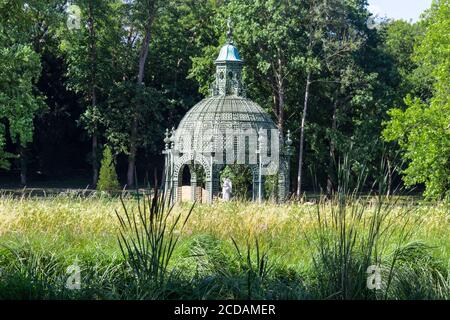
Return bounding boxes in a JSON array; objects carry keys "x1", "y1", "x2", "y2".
[{"x1": 0, "y1": 193, "x2": 448, "y2": 300}]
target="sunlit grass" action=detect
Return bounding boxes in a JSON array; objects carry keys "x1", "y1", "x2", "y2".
[
  {"x1": 0, "y1": 194, "x2": 448, "y2": 263},
  {"x1": 0, "y1": 193, "x2": 448, "y2": 299}
]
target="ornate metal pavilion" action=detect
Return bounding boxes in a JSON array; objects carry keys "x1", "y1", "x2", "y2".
[{"x1": 162, "y1": 23, "x2": 293, "y2": 203}]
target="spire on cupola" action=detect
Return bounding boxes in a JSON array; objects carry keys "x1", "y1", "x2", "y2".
[
  {"x1": 226, "y1": 17, "x2": 234, "y2": 44},
  {"x1": 211, "y1": 18, "x2": 245, "y2": 97}
]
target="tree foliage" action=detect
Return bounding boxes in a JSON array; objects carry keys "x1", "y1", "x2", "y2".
[
  {"x1": 0, "y1": 0, "x2": 446, "y2": 199},
  {"x1": 97, "y1": 145, "x2": 120, "y2": 191},
  {"x1": 383, "y1": 0, "x2": 450, "y2": 199},
  {"x1": 220, "y1": 164, "x2": 253, "y2": 200},
  {"x1": 0, "y1": 0, "x2": 48, "y2": 169}
]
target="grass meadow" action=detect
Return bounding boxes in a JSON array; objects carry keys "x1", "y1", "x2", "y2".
[{"x1": 0, "y1": 190, "x2": 448, "y2": 300}]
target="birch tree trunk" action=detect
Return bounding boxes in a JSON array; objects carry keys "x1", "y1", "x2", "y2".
[
  {"x1": 296, "y1": 71, "x2": 311, "y2": 198},
  {"x1": 276, "y1": 50, "x2": 285, "y2": 137},
  {"x1": 127, "y1": 3, "x2": 155, "y2": 187}
]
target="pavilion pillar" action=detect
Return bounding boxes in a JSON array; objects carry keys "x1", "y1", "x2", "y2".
[
  {"x1": 252, "y1": 179, "x2": 256, "y2": 201},
  {"x1": 259, "y1": 176, "x2": 265, "y2": 201},
  {"x1": 172, "y1": 177, "x2": 180, "y2": 203},
  {"x1": 190, "y1": 177, "x2": 197, "y2": 202},
  {"x1": 278, "y1": 173, "x2": 287, "y2": 202},
  {"x1": 205, "y1": 179, "x2": 213, "y2": 203}
]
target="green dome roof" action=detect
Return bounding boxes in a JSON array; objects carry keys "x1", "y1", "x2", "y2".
[
  {"x1": 174, "y1": 95, "x2": 276, "y2": 152},
  {"x1": 178, "y1": 95, "x2": 275, "y2": 129},
  {"x1": 215, "y1": 44, "x2": 243, "y2": 63}
]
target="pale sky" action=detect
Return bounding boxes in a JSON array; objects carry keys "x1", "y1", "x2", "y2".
[{"x1": 368, "y1": 0, "x2": 432, "y2": 22}]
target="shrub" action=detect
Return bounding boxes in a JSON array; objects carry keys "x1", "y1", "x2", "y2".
[
  {"x1": 264, "y1": 174, "x2": 279, "y2": 201},
  {"x1": 97, "y1": 146, "x2": 120, "y2": 192},
  {"x1": 220, "y1": 164, "x2": 253, "y2": 200}
]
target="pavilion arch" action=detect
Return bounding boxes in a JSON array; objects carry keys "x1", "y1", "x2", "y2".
[{"x1": 171, "y1": 153, "x2": 211, "y2": 203}]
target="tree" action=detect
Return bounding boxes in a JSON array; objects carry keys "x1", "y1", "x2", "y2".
[
  {"x1": 0, "y1": 1, "x2": 47, "y2": 179},
  {"x1": 381, "y1": 20, "x2": 430, "y2": 102},
  {"x1": 226, "y1": 0, "x2": 304, "y2": 135},
  {"x1": 97, "y1": 145, "x2": 120, "y2": 191},
  {"x1": 324, "y1": 64, "x2": 378, "y2": 194},
  {"x1": 125, "y1": 0, "x2": 160, "y2": 187},
  {"x1": 185, "y1": 0, "x2": 223, "y2": 96},
  {"x1": 60, "y1": 0, "x2": 117, "y2": 188},
  {"x1": 100, "y1": 0, "x2": 198, "y2": 186},
  {"x1": 383, "y1": 0, "x2": 450, "y2": 199},
  {"x1": 384, "y1": 97, "x2": 449, "y2": 199},
  {"x1": 187, "y1": 0, "x2": 380, "y2": 195},
  {"x1": 188, "y1": 0, "x2": 304, "y2": 135},
  {"x1": 296, "y1": 0, "x2": 363, "y2": 197},
  {"x1": 0, "y1": 44, "x2": 44, "y2": 172},
  {"x1": 0, "y1": 0, "x2": 440, "y2": 197}
]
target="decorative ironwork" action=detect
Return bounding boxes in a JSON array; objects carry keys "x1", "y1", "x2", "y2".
[{"x1": 163, "y1": 25, "x2": 293, "y2": 204}]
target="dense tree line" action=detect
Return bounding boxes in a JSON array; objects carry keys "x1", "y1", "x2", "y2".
[{"x1": 0, "y1": 0, "x2": 448, "y2": 199}]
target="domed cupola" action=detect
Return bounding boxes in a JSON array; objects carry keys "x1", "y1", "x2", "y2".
[
  {"x1": 211, "y1": 20, "x2": 245, "y2": 96},
  {"x1": 162, "y1": 18, "x2": 293, "y2": 204}
]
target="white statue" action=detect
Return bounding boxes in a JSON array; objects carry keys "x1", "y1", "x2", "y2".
[{"x1": 222, "y1": 178, "x2": 232, "y2": 201}]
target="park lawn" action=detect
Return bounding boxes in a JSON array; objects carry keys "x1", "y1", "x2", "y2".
[{"x1": 0, "y1": 194, "x2": 448, "y2": 299}]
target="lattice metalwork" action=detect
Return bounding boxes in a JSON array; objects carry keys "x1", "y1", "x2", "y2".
[
  {"x1": 173, "y1": 95, "x2": 277, "y2": 153},
  {"x1": 163, "y1": 24, "x2": 292, "y2": 204}
]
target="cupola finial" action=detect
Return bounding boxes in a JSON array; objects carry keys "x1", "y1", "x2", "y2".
[{"x1": 226, "y1": 17, "x2": 233, "y2": 44}]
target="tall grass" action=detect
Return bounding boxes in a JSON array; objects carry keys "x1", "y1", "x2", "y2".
[
  {"x1": 231, "y1": 238, "x2": 273, "y2": 299},
  {"x1": 0, "y1": 174, "x2": 447, "y2": 299},
  {"x1": 115, "y1": 187, "x2": 194, "y2": 298},
  {"x1": 304, "y1": 156, "x2": 448, "y2": 299},
  {"x1": 387, "y1": 241, "x2": 449, "y2": 299}
]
